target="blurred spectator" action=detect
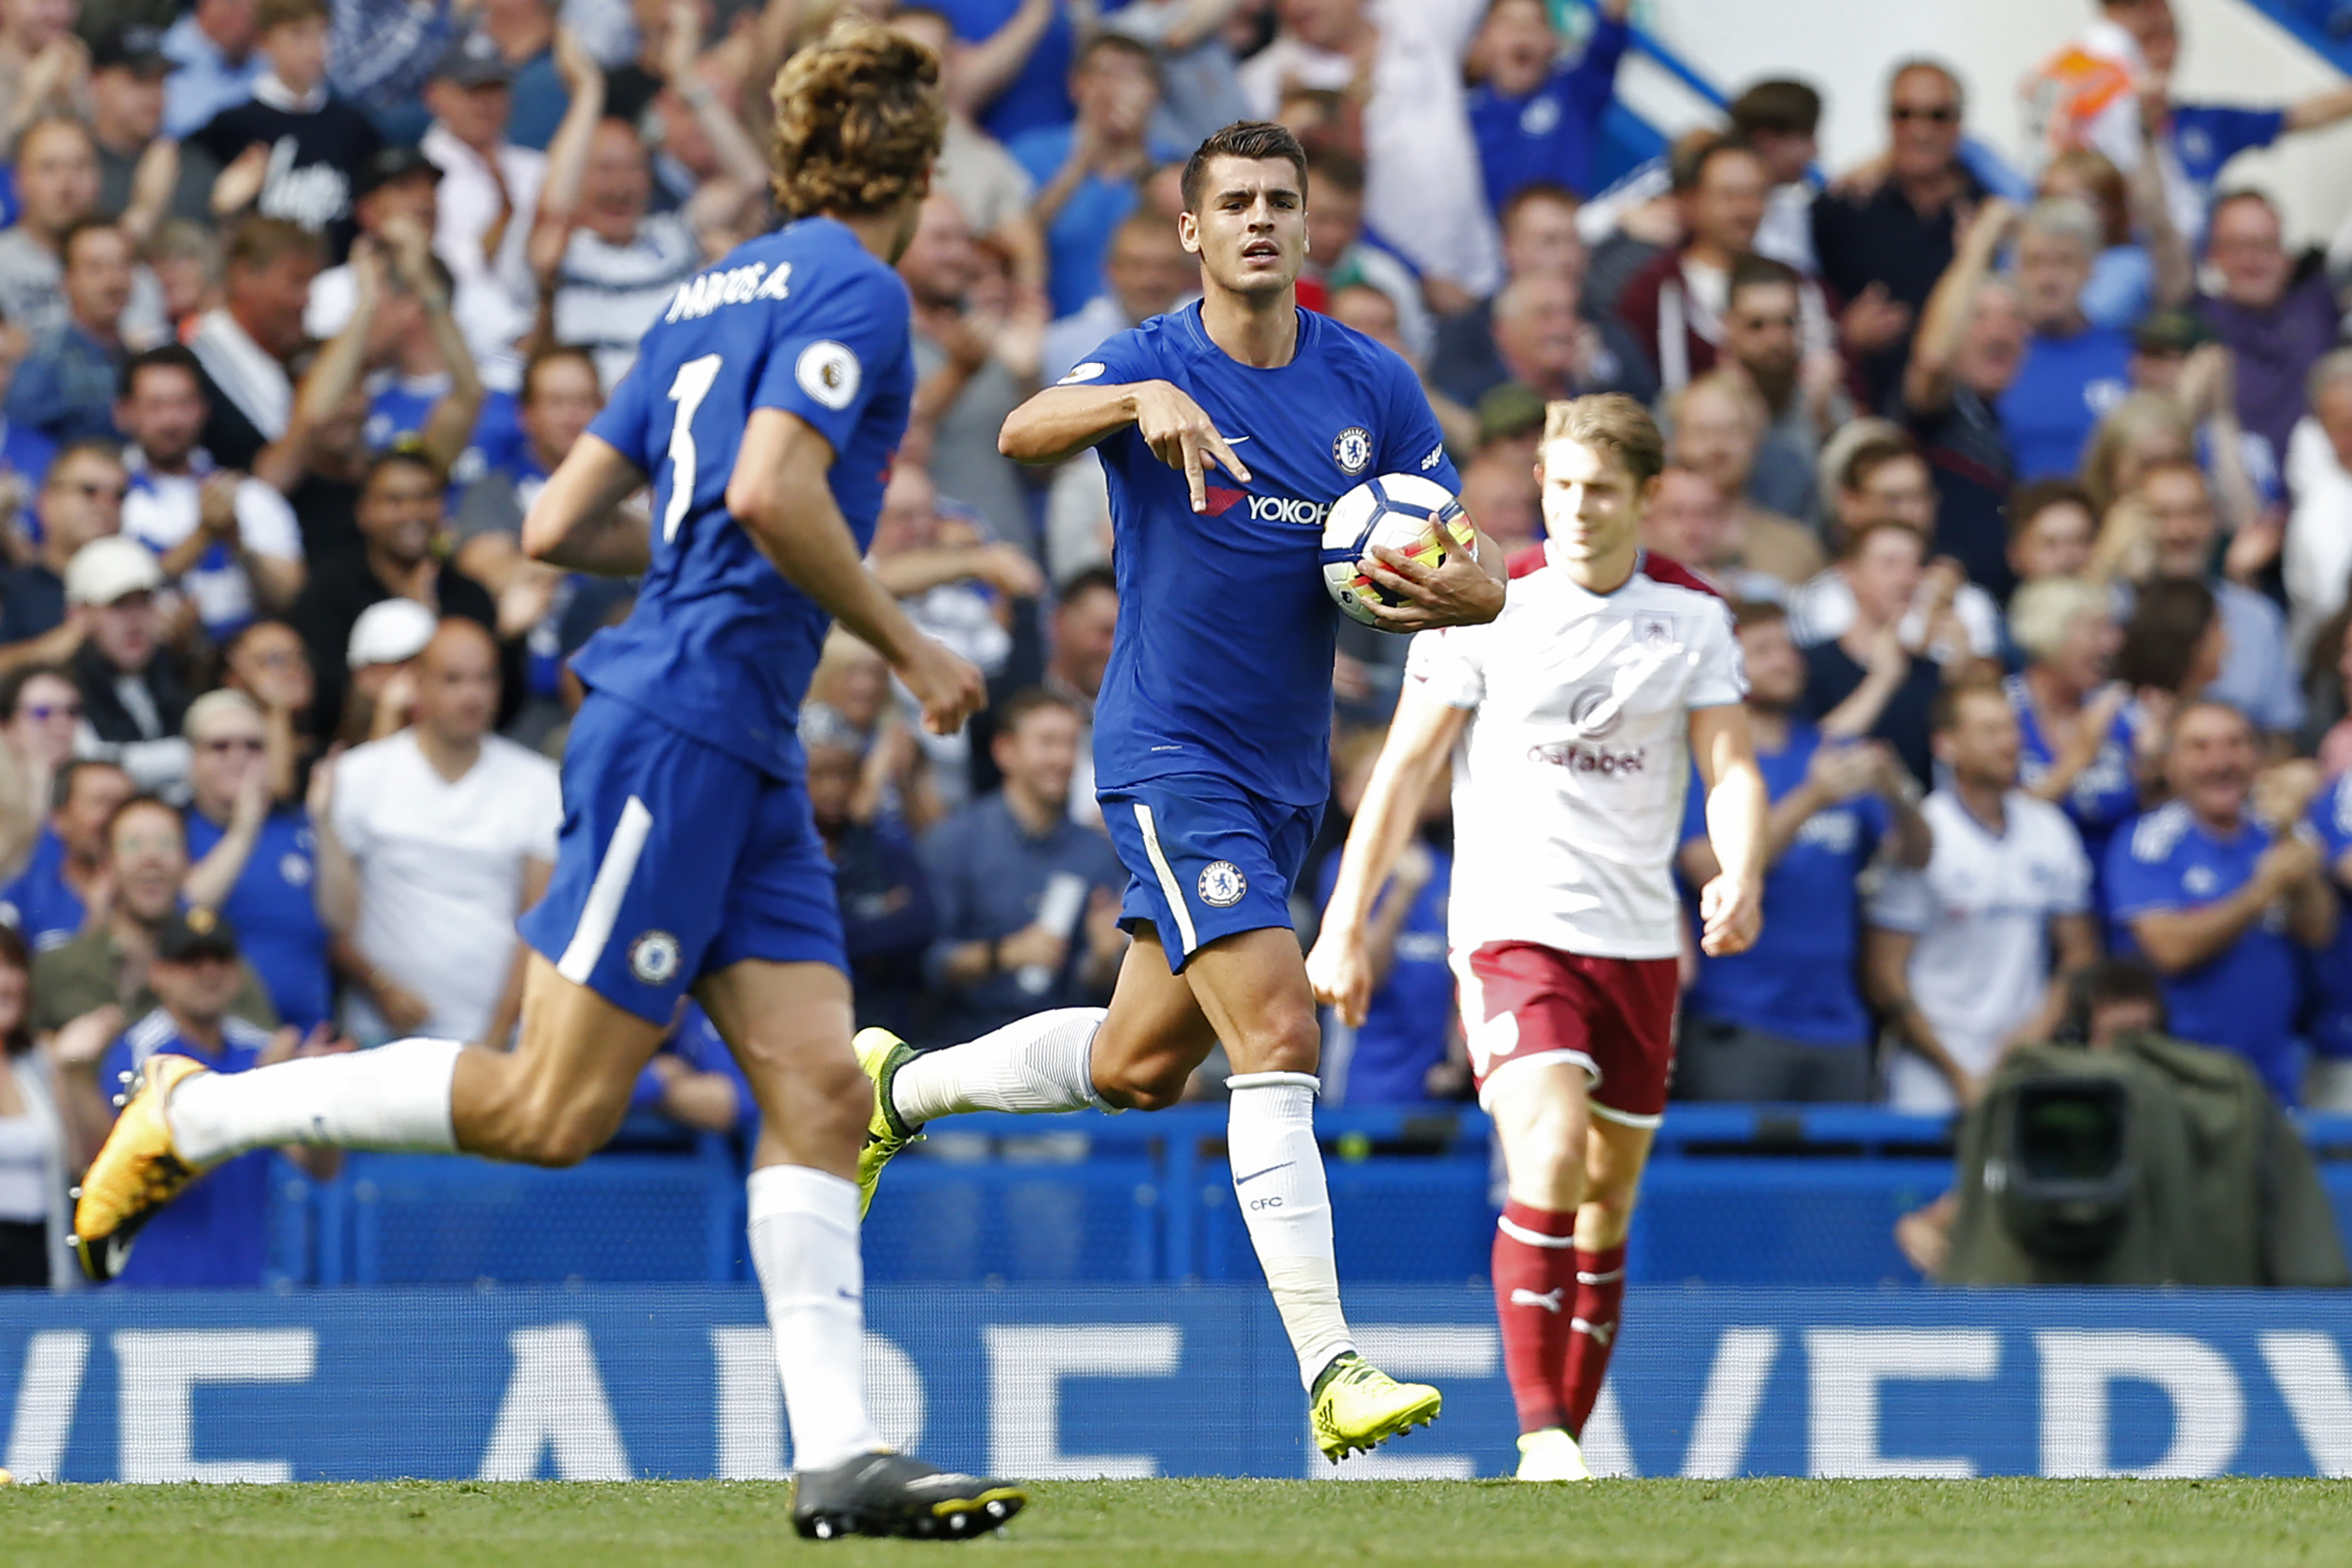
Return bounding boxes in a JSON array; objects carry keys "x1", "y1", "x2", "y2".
[
  {"x1": 336, "y1": 595, "x2": 434, "y2": 745},
  {"x1": 2114, "y1": 575, "x2": 2227, "y2": 729},
  {"x1": 149, "y1": 219, "x2": 226, "y2": 333},
  {"x1": 1236, "y1": 0, "x2": 1500, "y2": 307},
  {"x1": 419, "y1": 30, "x2": 546, "y2": 370},
  {"x1": 2106, "y1": 700, "x2": 2334, "y2": 1104},
  {"x1": 929, "y1": 0, "x2": 1072, "y2": 146},
  {"x1": 526, "y1": 37, "x2": 710, "y2": 391},
  {"x1": 2140, "y1": 13, "x2": 2352, "y2": 243},
  {"x1": 2285, "y1": 351, "x2": 2352, "y2": 664},
  {"x1": 1720, "y1": 253, "x2": 1849, "y2": 506},
  {"x1": 2036, "y1": 148, "x2": 2187, "y2": 335},
  {"x1": 1640, "y1": 466, "x2": 1790, "y2": 605},
  {"x1": 117, "y1": 344, "x2": 308, "y2": 641},
  {"x1": 2006, "y1": 575, "x2": 2151, "y2": 889},
  {"x1": 1798, "y1": 521, "x2": 1954, "y2": 786},
  {"x1": 627, "y1": 1001, "x2": 753, "y2": 1139},
  {"x1": 88, "y1": 26, "x2": 209, "y2": 239},
  {"x1": 968, "y1": 566, "x2": 1116, "y2": 823},
  {"x1": 2303, "y1": 761, "x2": 2352, "y2": 1109},
  {"x1": 187, "y1": 216, "x2": 325, "y2": 474},
  {"x1": 804, "y1": 712, "x2": 935, "y2": 1044},
  {"x1": 1042, "y1": 207, "x2": 1193, "y2": 385},
  {"x1": 5, "y1": 219, "x2": 140, "y2": 445},
  {"x1": 0, "y1": 300, "x2": 58, "y2": 501},
  {"x1": 2, "y1": 757, "x2": 131, "y2": 951},
  {"x1": 2124, "y1": 459, "x2": 2300, "y2": 740},
  {"x1": 0, "y1": 928, "x2": 60, "y2": 1287},
  {"x1": 471, "y1": 0, "x2": 564, "y2": 152},
  {"x1": 2198, "y1": 190, "x2": 2335, "y2": 481},
  {"x1": 1463, "y1": 0, "x2": 1629, "y2": 209},
  {"x1": 0, "y1": 0, "x2": 82, "y2": 175},
  {"x1": 1299, "y1": 149, "x2": 1429, "y2": 361},
  {"x1": 31, "y1": 794, "x2": 278, "y2": 1032},
  {"x1": 1866, "y1": 679, "x2": 2098, "y2": 1112},
  {"x1": 65, "y1": 534, "x2": 195, "y2": 796},
  {"x1": 1665, "y1": 372, "x2": 1823, "y2": 585},
  {"x1": 1810, "y1": 60, "x2": 1976, "y2": 405},
  {"x1": 1098, "y1": 0, "x2": 1253, "y2": 151},
  {"x1": 180, "y1": 690, "x2": 342, "y2": 1031},
  {"x1": 1430, "y1": 183, "x2": 1652, "y2": 408},
  {"x1": 187, "y1": 0, "x2": 385, "y2": 259},
  {"x1": 0, "y1": 118, "x2": 168, "y2": 345},
  {"x1": 327, "y1": 0, "x2": 459, "y2": 135},
  {"x1": 1316, "y1": 730, "x2": 1454, "y2": 1105},
  {"x1": 1011, "y1": 31, "x2": 1180, "y2": 321},
  {"x1": 1454, "y1": 442, "x2": 1540, "y2": 561},
  {"x1": 887, "y1": 6, "x2": 1048, "y2": 295},
  {"x1": 1897, "y1": 197, "x2": 2024, "y2": 599},
  {"x1": 330, "y1": 618, "x2": 557, "y2": 1044},
  {"x1": 1999, "y1": 198, "x2": 2132, "y2": 482},
  {"x1": 299, "y1": 144, "x2": 442, "y2": 336},
  {"x1": 1327, "y1": 283, "x2": 1477, "y2": 458},
  {"x1": 901, "y1": 191, "x2": 1045, "y2": 558},
  {"x1": 289, "y1": 448, "x2": 502, "y2": 742},
  {"x1": 2, "y1": 438, "x2": 128, "y2": 667},
  {"x1": 1678, "y1": 601, "x2": 1929, "y2": 1102},
  {"x1": 0, "y1": 662, "x2": 85, "y2": 884},
  {"x1": 1732, "y1": 79, "x2": 1826, "y2": 277},
  {"x1": 1617, "y1": 139, "x2": 1826, "y2": 395},
  {"x1": 921, "y1": 688, "x2": 1123, "y2": 1043},
  {"x1": 218, "y1": 615, "x2": 318, "y2": 798},
  {"x1": 1791, "y1": 426, "x2": 2002, "y2": 660},
  {"x1": 73, "y1": 909, "x2": 339, "y2": 1287},
  {"x1": 162, "y1": 0, "x2": 269, "y2": 138}
]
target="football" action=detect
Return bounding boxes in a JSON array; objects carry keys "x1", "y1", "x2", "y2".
[{"x1": 1319, "y1": 472, "x2": 1473, "y2": 629}]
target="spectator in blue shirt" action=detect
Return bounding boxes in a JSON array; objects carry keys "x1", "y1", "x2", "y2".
[
  {"x1": 180, "y1": 691, "x2": 343, "y2": 1032},
  {"x1": 2303, "y1": 768, "x2": 2352, "y2": 1110},
  {"x1": 1009, "y1": 32, "x2": 1181, "y2": 320},
  {"x1": 162, "y1": 0, "x2": 270, "y2": 140},
  {"x1": 2005, "y1": 575, "x2": 2150, "y2": 895},
  {"x1": 1465, "y1": 0, "x2": 1630, "y2": 209},
  {"x1": 626, "y1": 1002, "x2": 755, "y2": 1141},
  {"x1": 1678, "y1": 601, "x2": 1930, "y2": 1102},
  {"x1": 805, "y1": 710, "x2": 937, "y2": 1045},
  {"x1": 5, "y1": 219, "x2": 138, "y2": 445},
  {"x1": 1998, "y1": 198, "x2": 2132, "y2": 481},
  {"x1": 1, "y1": 757, "x2": 131, "y2": 953},
  {"x1": 78, "y1": 909, "x2": 344, "y2": 1287},
  {"x1": 2106, "y1": 700, "x2": 2336, "y2": 1104},
  {"x1": 920, "y1": 688, "x2": 1125, "y2": 1044},
  {"x1": 2139, "y1": 13, "x2": 2352, "y2": 247},
  {"x1": 933, "y1": 0, "x2": 1073, "y2": 145}
]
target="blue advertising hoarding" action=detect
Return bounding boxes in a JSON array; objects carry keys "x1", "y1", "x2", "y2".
[{"x1": 4, "y1": 1286, "x2": 2350, "y2": 1483}]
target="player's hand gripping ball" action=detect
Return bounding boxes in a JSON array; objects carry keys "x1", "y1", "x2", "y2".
[{"x1": 1321, "y1": 473, "x2": 1474, "y2": 630}]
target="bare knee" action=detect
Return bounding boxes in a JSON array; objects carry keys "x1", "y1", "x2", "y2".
[
  {"x1": 1222, "y1": 1002, "x2": 1321, "y2": 1080},
  {"x1": 1579, "y1": 1168, "x2": 1642, "y2": 1246},
  {"x1": 457, "y1": 1055, "x2": 629, "y2": 1167},
  {"x1": 1103, "y1": 1066, "x2": 1190, "y2": 1112}
]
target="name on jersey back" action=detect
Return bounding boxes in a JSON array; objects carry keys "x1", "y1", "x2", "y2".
[{"x1": 664, "y1": 260, "x2": 797, "y2": 324}]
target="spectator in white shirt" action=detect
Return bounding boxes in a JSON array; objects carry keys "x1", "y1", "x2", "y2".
[
  {"x1": 419, "y1": 31, "x2": 546, "y2": 373},
  {"x1": 328, "y1": 617, "x2": 558, "y2": 1045}
]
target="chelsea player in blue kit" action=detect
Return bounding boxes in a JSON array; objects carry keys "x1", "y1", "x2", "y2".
[
  {"x1": 69, "y1": 27, "x2": 1026, "y2": 1541},
  {"x1": 858, "y1": 122, "x2": 1512, "y2": 1461}
]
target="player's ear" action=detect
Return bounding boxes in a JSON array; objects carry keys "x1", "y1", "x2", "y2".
[{"x1": 1177, "y1": 212, "x2": 1201, "y2": 256}]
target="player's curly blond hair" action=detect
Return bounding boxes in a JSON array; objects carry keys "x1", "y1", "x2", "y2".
[{"x1": 768, "y1": 22, "x2": 946, "y2": 220}]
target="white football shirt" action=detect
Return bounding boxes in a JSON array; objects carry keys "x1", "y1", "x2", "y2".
[
  {"x1": 1866, "y1": 789, "x2": 2092, "y2": 1112},
  {"x1": 1406, "y1": 555, "x2": 1746, "y2": 960},
  {"x1": 332, "y1": 730, "x2": 563, "y2": 1044}
]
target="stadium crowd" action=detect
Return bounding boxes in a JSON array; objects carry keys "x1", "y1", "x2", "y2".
[{"x1": 5, "y1": 0, "x2": 2352, "y2": 1290}]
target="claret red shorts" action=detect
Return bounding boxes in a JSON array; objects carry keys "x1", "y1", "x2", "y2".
[{"x1": 1451, "y1": 941, "x2": 1680, "y2": 1127}]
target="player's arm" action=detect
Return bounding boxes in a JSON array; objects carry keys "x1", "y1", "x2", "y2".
[
  {"x1": 729, "y1": 408, "x2": 985, "y2": 734},
  {"x1": 1690, "y1": 703, "x2": 1766, "y2": 958},
  {"x1": 999, "y1": 381, "x2": 1251, "y2": 514},
  {"x1": 2287, "y1": 87, "x2": 2352, "y2": 133},
  {"x1": 522, "y1": 434, "x2": 655, "y2": 578},
  {"x1": 1308, "y1": 681, "x2": 1468, "y2": 1027}
]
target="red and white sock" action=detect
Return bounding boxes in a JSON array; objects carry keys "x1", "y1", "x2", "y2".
[
  {"x1": 1562, "y1": 1241, "x2": 1628, "y2": 1438},
  {"x1": 1492, "y1": 1200, "x2": 1579, "y2": 1435}
]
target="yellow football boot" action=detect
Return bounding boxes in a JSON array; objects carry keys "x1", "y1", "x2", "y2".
[
  {"x1": 1309, "y1": 1352, "x2": 1443, "y2": 1461},
  {"x1": 71, "y1": 1054, "x2": 212, "y2": 1282},
  {"x1": 852, "y1": 1027, "x2": 924, "y2": 1218}
]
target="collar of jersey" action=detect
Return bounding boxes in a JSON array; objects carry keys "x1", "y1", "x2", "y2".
[{"x1": 1173, "y1": 299, "x2": 1316, "y2": 368}]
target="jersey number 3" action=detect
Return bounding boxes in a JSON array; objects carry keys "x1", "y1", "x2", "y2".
[{"x1": 662, "y1": 353, "x2": 724, "y2": 543}]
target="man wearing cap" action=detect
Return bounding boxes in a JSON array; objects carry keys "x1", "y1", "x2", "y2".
[
  {"x1": 33, "y1": 796, "x2": 279, "y2": 1039},
  {"x1": 188, "y1": 0, "x2": 384, "y2": 260},
  {"x1": 421, "y1": 30, "x2": 545, "y2": 368},
  {"x1": 63, "y1": 535, "x2": 196, "y2": 796},
  {"x1": 89, "y1": 27, "x2": 216, "y2": 239},
  {"x1": 0, "y1": 441, "x2": 128, "y2": 675},
  {"x1": 300, "y1": 145, "x2": 445, "y2": 342},
  {"x1": 118, "y1": 343, "x2": 309, "y2": 644},
  {"x1": 339, "y1": 596, "x2": 436, "y2": 743},
  {"x1": 54, "y1": 905, "x2": 336, "y2": 1287}
]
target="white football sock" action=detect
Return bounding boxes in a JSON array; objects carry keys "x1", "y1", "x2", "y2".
[
  {"x1": 1226, "y1": 1072, "x2": 1356, "y2": 1390},
  {"x1": 888, "y1": 1007, "x2": 1109, "y2": 1126},
  {"x1": 165, "y1": 1037, "x2": 463, "y2": 1165},
  {"x1": 746, "y1": 1164, "x2": 886, "y2": 1473}
]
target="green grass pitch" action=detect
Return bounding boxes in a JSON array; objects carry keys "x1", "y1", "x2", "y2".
[{"x1": 8, "y1": 1478, "x2": 2352, "y2": 1566}]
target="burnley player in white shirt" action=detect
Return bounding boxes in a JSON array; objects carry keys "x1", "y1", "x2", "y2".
[{"x1": 1310, "y1": 394, "x2": 1769, "y2": 1483}]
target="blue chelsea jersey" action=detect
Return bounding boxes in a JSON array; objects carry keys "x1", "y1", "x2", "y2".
[
  {"x1": 570, "y1": 217, "x2": 916, "y2": 779},
  {"x1": 1076, "y1": 303, "x2": 1459, "y2": 809}
]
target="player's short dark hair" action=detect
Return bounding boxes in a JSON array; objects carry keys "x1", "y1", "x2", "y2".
[
  {"x1": 1181, "y1": 122, "x2": 1309, "y2": 215},
  {"x1": 521, "y1": 343, "x2": 602, "y2": 407},
  {"x1": 122, "y1": 342, "x2": 206, "y2": 402},
  {"x1": 1056, "y1": 565, "x2": 1117, "y2": 608},
  {"x1": 52, "y1": 757, "x2": 129, "y2": 813},
  {"x1": 1730, "y1": 78, "x2": 1822, "y2": 139},
  {"x1": 1497, "y1": 180, "x2": 1580, "y2": 236},
  {"x1": 1541, "y1": 394, "x2": 1664, "y2": 488},
  {"x1": 993, "y1": 686, "x2": 1080, "y2": 739},
  {"x1": 1671, "y1": 134, "x2": 1758, "y2": 196},
  {"x1": 1304, "y1": 147, "x2": 1364, "y2": 200},
  {"x1": 768, "y1": 21, "x2": 946, "y2": 220},
  {"x1": 0, "y1": 662, "x2": 72, "y2": 721},
  {"x1": 1726, "y1": 252, "x2": 1800, "y2": 302},
  {"x1": 2117, "y1": 579, "x2": 2220, "y2": 694},
  {"x1": 2006, "y1": 476, "x2": 2094, "y2": 539},
  {"x1": 1929, "y1": 673, "x2": 2008, "y2": 735}
]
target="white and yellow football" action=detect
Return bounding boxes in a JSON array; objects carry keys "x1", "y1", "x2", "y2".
[{"x1": 1319, "y1": 472, "x2": 1473, "y2": 630}]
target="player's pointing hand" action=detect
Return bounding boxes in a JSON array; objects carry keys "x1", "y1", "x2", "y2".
[
  {"x1": 1131, "y1": 380, "x2": 1250, "y2": 513},
  {"x1": 895, "y1": 637, "x2": 988, "y2": 737}
]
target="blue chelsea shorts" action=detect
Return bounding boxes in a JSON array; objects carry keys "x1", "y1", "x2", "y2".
[{"x1": 1099, "y1": 773, "x2": 1321, "y2": 973}]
